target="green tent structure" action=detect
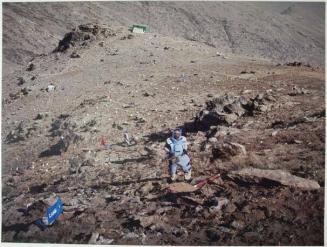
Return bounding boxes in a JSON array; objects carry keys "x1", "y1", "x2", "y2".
[{"x1": 132, "y1": 24, "x2": 150, "y2": 33}]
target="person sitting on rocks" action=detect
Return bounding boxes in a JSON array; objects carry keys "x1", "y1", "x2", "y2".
[{"x1": 164, "y1": 128, "x2": 192, "y2": 181}]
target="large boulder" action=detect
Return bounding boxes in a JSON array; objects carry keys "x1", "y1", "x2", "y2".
[{"x1": 229, "y1": 167, "x2": 320, "y2": 190}]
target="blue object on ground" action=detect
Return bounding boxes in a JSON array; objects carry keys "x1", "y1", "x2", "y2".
[
  {"x1": 34, "y1": 197, "x2": 63, "y2": 230},
  {"x1": 46, "y1": 197, "x2": 63, "y2": 225}
]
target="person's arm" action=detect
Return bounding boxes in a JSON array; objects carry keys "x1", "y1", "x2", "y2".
[
  {"x1": 182, "y1": 137, "x2": 188, "y2": 154},
  {"x1": 164, "y1": 144, "x2": 170, "y2": 154},
  {"x1": 164, "y1": 141, "x2": 172, "y2": 156}
]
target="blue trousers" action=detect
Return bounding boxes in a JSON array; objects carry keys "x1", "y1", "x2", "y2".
[{"x1": 169, "y1": 155, "x2": 191, "y2": 174}]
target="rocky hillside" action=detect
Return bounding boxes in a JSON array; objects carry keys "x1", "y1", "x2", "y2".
[
  {"x1": 2, "y1": 21, "x2": 325, "y2": 244},
  {"x1": 1, "y1": 2, "x2": 325, "y2": 245},
  {"x1": 3, "y1": 1, "x2": 325, "y2": 75}
]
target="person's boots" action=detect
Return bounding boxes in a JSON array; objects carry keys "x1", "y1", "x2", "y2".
[
  {"x1": 171, "y1": 172, "x2": 177, "y2": 181},
  {"x1": 184, "y1": 170, "x2": 192, "y2": 180}
]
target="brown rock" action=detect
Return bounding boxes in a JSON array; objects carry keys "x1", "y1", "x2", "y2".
[{"x1": 230, "y1": 168, "x2": 320, "y2": 190}]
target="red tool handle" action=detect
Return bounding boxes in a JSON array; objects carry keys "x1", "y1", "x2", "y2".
[
  {"x1": 100, "y1": 136, "x2": 107, "y2": 146},
  {"x1": 194, "y1": 174, "x2": 220, "y2": 189}
]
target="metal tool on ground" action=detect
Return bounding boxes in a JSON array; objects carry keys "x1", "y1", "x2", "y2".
[
  {"x1": 124, "y1": 132, "x2": 132, "y2": 146},
  {"x1": 193, "y1": 174, "x2": 221, "y2": 189}
]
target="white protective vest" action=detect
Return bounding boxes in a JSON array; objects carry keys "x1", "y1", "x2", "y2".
[{"x1": 167, "y1": 136, "x2": 190, "y2": 165}]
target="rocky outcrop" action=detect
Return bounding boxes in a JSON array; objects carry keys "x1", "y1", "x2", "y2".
[
  {"x1": 54, "y1": 23, "x2": 116, "y2": 52},
  {"x1": 195, "y1": 91, "x2": 277, "y2": 129}
]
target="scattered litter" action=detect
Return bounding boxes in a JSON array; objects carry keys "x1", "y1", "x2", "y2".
[
  {"x1": 179, "y1": 74, "x2": 187, "y2": 82},
  {"x1": 124, "y1": 132, "x2": 132, "y2": 145},
  {"x1": 46, "y1": 84, "x2": 56, "y2": 92}
]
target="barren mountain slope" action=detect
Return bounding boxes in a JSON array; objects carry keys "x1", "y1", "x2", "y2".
[
  {"x1": 3, "y1": 1, "x2": 325, "y2": 76},
  {"x1": 1, "y1": 21, "x2": 324, "y2": 245}
]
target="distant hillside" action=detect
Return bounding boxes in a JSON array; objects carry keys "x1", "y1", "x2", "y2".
[{"x1": 2, "y1": 1, "x2": 325, "y2": 73}]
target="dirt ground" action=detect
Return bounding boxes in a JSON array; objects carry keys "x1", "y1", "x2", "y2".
[{"x1": 1, "y1": 24, "x2": 325, "y2": 245}]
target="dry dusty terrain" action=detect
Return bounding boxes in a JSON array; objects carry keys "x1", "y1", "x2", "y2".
[
  {"x1": 3, "y1": 1, "x2": 325, "y2": 74},
  {"x1": 1, "y1": 2, "x2": 325, "y2": 246}
]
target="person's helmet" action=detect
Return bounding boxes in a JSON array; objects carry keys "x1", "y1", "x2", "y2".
[{"x1": 172, "y1": 128, "x2": 182, "y2": 138}]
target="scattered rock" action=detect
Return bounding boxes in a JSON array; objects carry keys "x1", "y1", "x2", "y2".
[
  {"x1": 150, "y1": 222, "x2": 172, "y2": 234},
  {"x1": 210, "y1": 139, "x2": 246, "y2": 161},
  {"x1": 26, "y1": 63, "x2": 35, "y2": 71},
  {"x1": 40, "y1": 128, "x2": 82, "y2": 157},
  {"x1": 143, "y1": 92, "x2": 150, "y2": 97},
  {"x1": 285, "y1": 61, "x2": 310, "y2": 67},
  {"x1": 271, "y1": 130, "x2": 279, "y2": 137},
  {"x1": 96, "y1": 236, "x2": 114, "y2": 244},
  {"x1": 137, "y1": 215, "x2": 161, "y2": 228},
  {"x1": 167, "y1": 182, "x2": 197, "y2": 193},
  {"x1": 88, "y1": 232, "x2": 99, "y2": 244},
  {"x1": 17, "y1": 77, "x2": 27, "y2": 86},
  {"x1": 139, "y1": 182, "x2": 154, "y2": 196},
  {"x1": 230, "y1": 220, "x2": 245, "y2": 230},
  {"x1": 208, "y1": 137, "x2": 218, "y2": 143},
  {"x1": 21, "y1": 87, "x2": 31, "y2": 95},
  {"x1": 35, "y1": 112, "x2": 49, "y2": 120},
  {"x1": 5, "y1": 121, "x2": 36, "y2": 144},
  {"x1": 123, "y1": 232, "x2": 139, "y2": 239},
  {"x1": 121, "y1": 34, "x2": 134, "y2": 40},
  {"x1": 70, "y1": 51, "x2": 81, "y2": 58},
  {"x1": 209, "y1": 197, "x2": 229, "y2": 213},
  {"x1": 288, "y1": 86, "x2": 310, "y2": 96},
  {"x1": 240, "y1": 70, "x2": 255, "y2": 74},
  {"x1": 206, "y1": 229, "x2": 220, "y2": 241}
]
